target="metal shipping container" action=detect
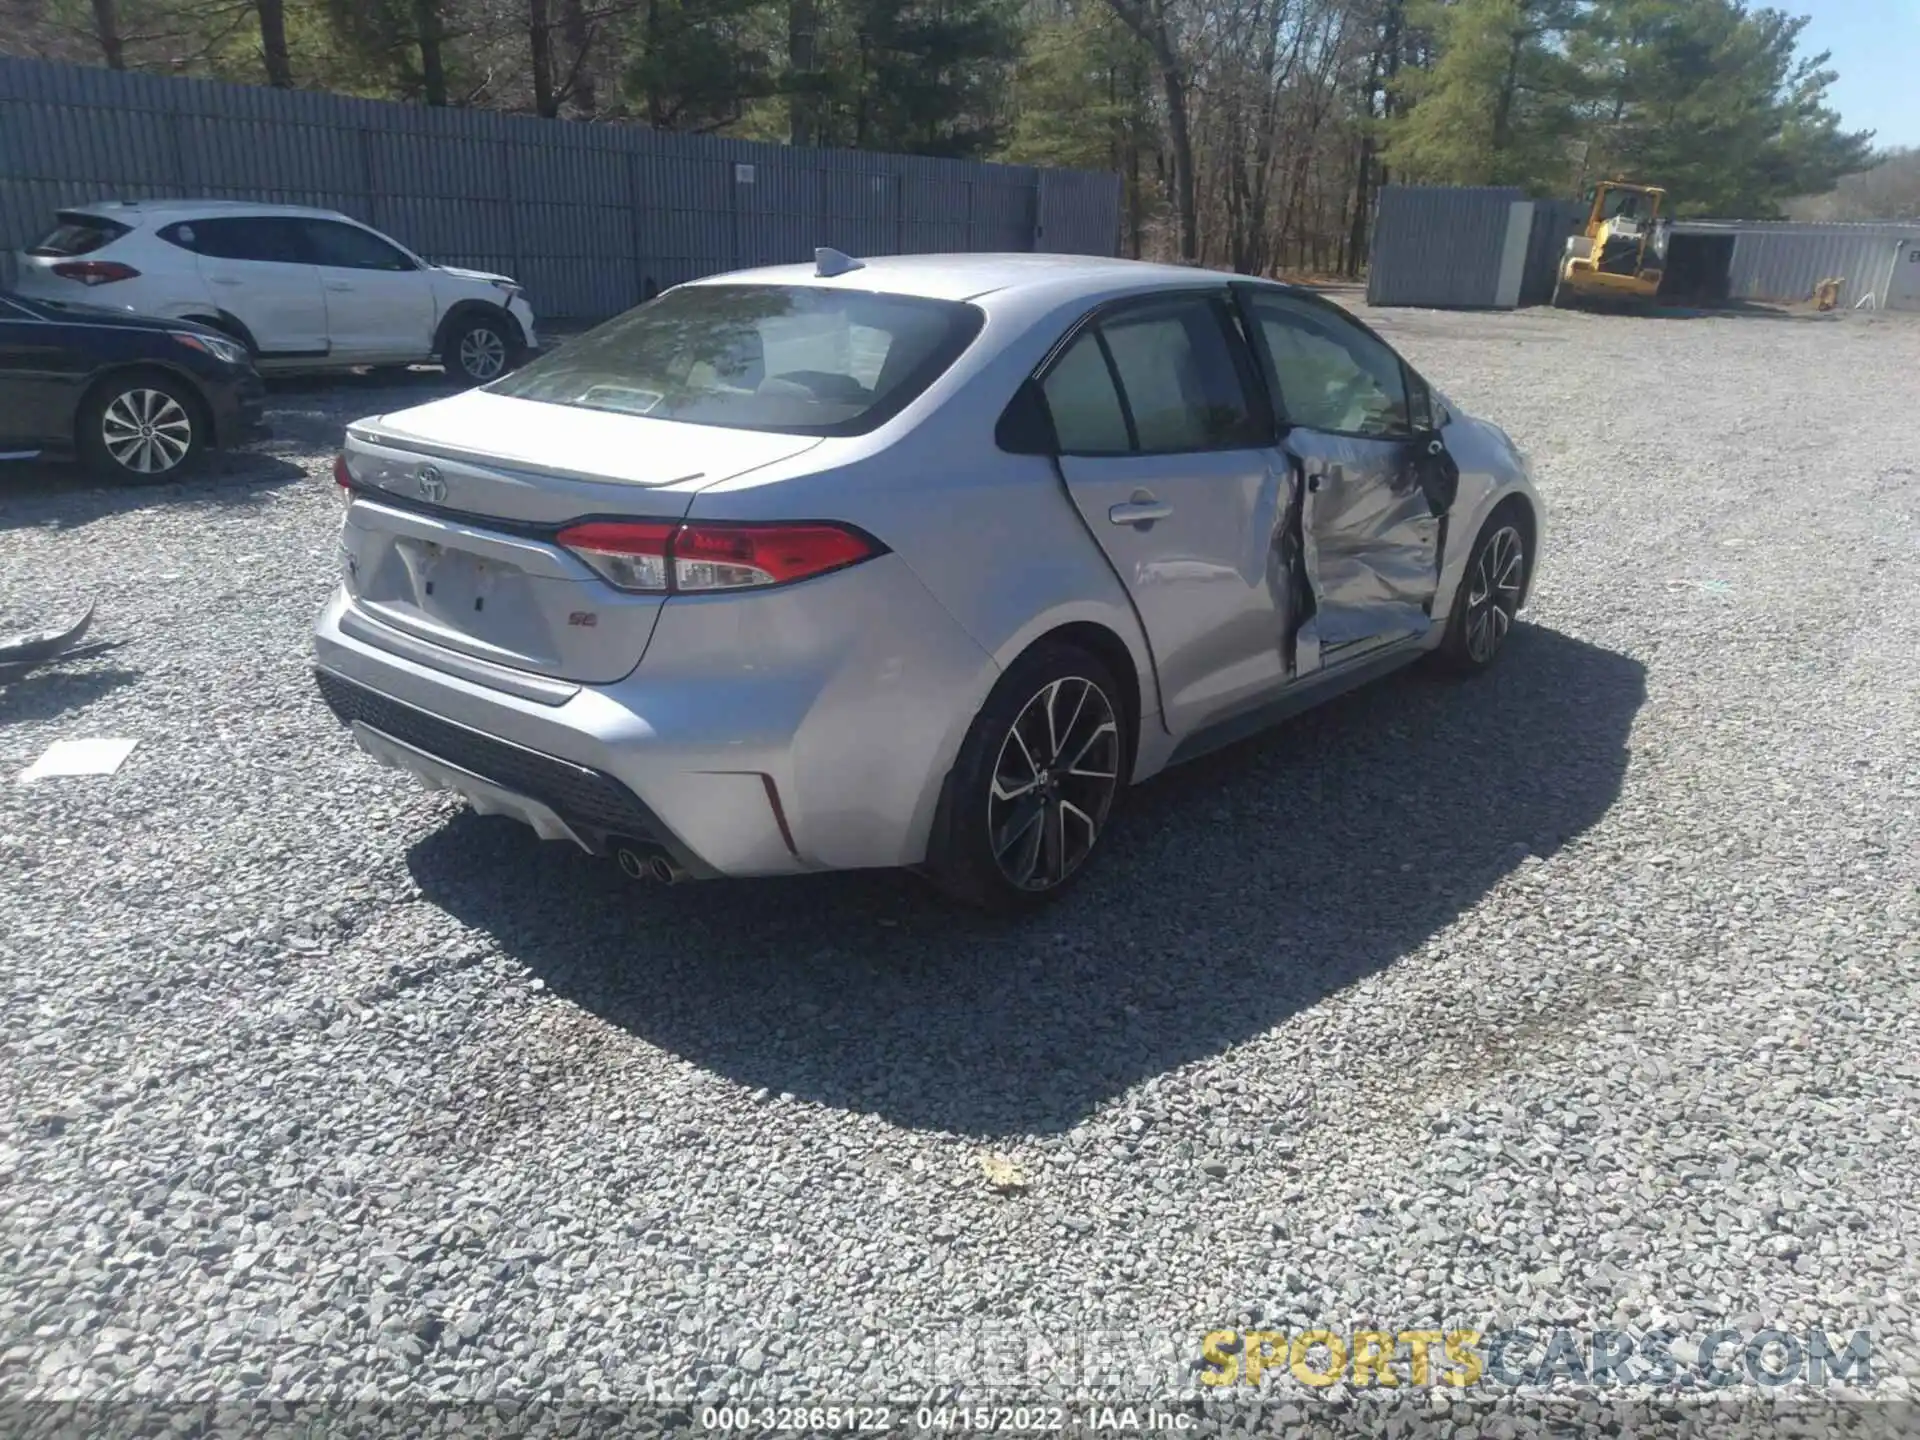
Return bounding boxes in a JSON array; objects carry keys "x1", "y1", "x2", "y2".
[
  {"x1": 1673, "y1": 220, "x2": 1920, "y2": 311},
  {"x1": 1367, "y1": 186, "x2": 1526, "y2": 309},
  {"x1": 1518, "y1": 199, "x2": 1587, "y2": 307}
]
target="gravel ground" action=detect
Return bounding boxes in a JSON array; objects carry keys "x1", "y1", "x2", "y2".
[{"x1": 2, "y1": 307, "x2": 1918, "y2": 1431}]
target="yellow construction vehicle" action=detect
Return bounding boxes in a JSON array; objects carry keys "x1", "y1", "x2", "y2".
[{"x1": 1552, "y1": 180, "x2": 1671, "y2": 309}]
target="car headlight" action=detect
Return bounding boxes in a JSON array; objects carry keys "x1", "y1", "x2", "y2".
[
  {"x1": 490, "y1": 279, "x2": 523, "y2": 302},
  {"x1": 172, "y1": 331, "x2": 248, "y2": 365}
]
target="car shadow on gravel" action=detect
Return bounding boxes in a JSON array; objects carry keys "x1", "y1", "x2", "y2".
[
  {"x1": 0, "y1": 662, "x2": 141, "y2": 725},
  {"x1": 0, "y1": 453, "x2": 308, "y2": 533},
  {"x1": 408, "y1": 623, "x2": 1645, "y2": 1137}
]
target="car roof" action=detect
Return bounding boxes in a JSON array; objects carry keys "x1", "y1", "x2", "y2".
[
  {"x1": 63, "y1": 199, "x2": 355, "y2": 224},
  {"x1": 689, "y1": 252, "x2": 1292, "y2": 305}
]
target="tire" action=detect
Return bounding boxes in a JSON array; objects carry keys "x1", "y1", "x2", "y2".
[
  {"x1": 1435, "y1": 506, "x2": 1530, "y2": 674},
  {"x1": 925, "y1": 642, "x2": 1129, "y2": 913},
  {"x1": 445, "y1": 312, "x2": 518, "y2": 385},
  {"x1": 77, "y1": 370, "x2": 206, "y2": 484}
]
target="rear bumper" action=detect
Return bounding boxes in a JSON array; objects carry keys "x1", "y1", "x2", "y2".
[
  {"x1": 314, "y1": 669, "x2": 714, "y2": 875},
  {"x1": 310, "y1": 557, "x2": 998, "y2": 879}
]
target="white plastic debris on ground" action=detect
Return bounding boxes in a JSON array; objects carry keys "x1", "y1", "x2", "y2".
[{"x1": 16, "y1": 738, "x2": 139, "y2": 784}]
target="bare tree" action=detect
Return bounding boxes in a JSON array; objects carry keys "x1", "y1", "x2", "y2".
[
  {"x1": 559, "y1": 0, "x2": 594, "y2": 108},
  {"x1": 256, "y1": 0, "x2": 292, "y2": 83},
  {"x1": 90, "y1": 0, "x2": 126, "y2": 66},
  {"x1": 528, "y1": 0, "x2": 555, "y2": 113},
  {"x1": 1103, "y1": 0, "x2": 1198, "y2": 261},
  {"x1": 415, "y1": 0, "x2": 448, "y2": 103},
  {"x1": 788, "y1": 0, "x2": 816, "y2": 143}
]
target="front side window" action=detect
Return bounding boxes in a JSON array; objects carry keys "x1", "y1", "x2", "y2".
[
  {"x1": 1249, "y1": 294, "x2": 1412, "y2": 438},
  {"x1": 300, "y1": 220, "x2": 414, "y2": 272},
  {"x1": 490, "y1": 284, "x2": 984, "y2": 436}
]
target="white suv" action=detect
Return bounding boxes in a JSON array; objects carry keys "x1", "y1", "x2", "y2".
[{"x1": 11, "y1": 200, "x2": 539, "y2": 382}]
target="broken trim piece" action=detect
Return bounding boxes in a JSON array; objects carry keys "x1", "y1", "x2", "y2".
[{"x1": 0, "y1": 602, "x2": 95, "y2": 669}]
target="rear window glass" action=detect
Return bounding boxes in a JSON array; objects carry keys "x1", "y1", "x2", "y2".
[
  {"x1": 29, "y1": 213, "x2": 132, "y2": 258},
  {"x1": 489, "y1": 284, "x2": 984, "y2": 436}
]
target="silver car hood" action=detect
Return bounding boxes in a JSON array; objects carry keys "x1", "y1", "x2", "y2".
[{"x1": 350, "y1": 390, "x2": 822, "y2": 490}]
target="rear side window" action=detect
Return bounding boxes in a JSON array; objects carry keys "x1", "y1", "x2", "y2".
[
  {"x1": 1041, "y1": 333, "x2": 1130, "y2": 455},
  {"x1": 1031, "y1": 293, "x2": 1264, "y2": 456},
  {"x1": 178, "y1": 217, "x2": 310, "y2": 264},
  {"x1": 1100, "y1": 300, "x2": 1262, "y2": 452},
  {"x1": 490, "y1": 284, "x2": 985, "y2": 437},
  {"x1": 29, "y1": 213, "x2": 132, "y2": 258}
]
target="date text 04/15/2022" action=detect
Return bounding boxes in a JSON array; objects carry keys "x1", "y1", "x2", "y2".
[{"x1": 698, "y1": 1404, "x2": 1197, "y2": 1432}]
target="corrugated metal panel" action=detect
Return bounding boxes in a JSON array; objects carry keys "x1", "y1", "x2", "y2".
[
  {"x1": 1674, "y1": 221, "x2": 1920, "y2": 308},
  {"x1": 1366, "y1": 186, "x2": 1524, "y2": 308},
  {"x1": 1035, "y1": 170, "x2": 1117, "y2": 255},
  {"x1": 1520, "y1": 199, "x2": 1585, "y2": 306},
  {"x1": 0, "y1": 55, "x2": 1120, "y2": 319}
]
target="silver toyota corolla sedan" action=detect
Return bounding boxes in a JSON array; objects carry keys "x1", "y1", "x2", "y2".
[{"x1": 313, "y1": 251, "x2": 1542, "y2": 910}]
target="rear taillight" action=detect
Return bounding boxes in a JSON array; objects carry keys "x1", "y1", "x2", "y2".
[
  {"x1": 555, "y1": 521, "x2": 675, "y2": 592},
  {"x1": 333, "y1": 454, "x2": 353, "y2": 491},
  {"x1": 557, "y1": 520, "x2": 882, "y2": 594},
  {"x1": 50, "y1": 260, "x2": 140, "y2": 286}
]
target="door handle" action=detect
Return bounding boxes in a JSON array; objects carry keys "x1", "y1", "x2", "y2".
[
  {"x1": 326, "y1": 282, "x2": 354, "y2": 292},
  {"x1": 209, "y1": 276, "x2": 241, "y2": 286},
  {"x1": 1109, "y1": 499, "x2": 1172, "y2": 525}
]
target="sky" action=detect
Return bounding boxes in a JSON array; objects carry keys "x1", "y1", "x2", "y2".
[{"x1": 1794, "y1": 0, "x2": 1920, "y2": 148}]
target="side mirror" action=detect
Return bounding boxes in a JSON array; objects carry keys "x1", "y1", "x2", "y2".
[{"x1": 994, "y1": 377, "x2": 1058, "y2": 456}]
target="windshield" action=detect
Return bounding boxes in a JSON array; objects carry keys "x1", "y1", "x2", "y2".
[
  {"x1": 490, "y1": 284, "x2": 984, "y2": 436},
  {"x1": 1601, "y1": 188, "x2": 1650, "y2": 220}
]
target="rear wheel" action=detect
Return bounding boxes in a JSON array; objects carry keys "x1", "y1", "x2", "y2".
[
  {"x1": 925, "y1": 643, "x2": 1128, "y2": 912},
  {"x1": 78, "y1": 372, "x2": 205, "y2": 483}
]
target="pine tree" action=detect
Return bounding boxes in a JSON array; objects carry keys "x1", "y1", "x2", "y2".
[
  {"x1": 1385, "y1": 0, "x2": 1580, "y2": 192},
  {"x1": 1578, "y1": 0, "x2": 1872, "y2": 214}
]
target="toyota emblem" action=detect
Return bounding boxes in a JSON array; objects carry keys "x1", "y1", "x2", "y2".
[{"x1": 415, "y1": 464, "x2": 447, "y2": 503}]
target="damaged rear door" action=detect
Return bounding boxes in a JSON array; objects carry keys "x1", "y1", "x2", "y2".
[{"x1": 1237, "y1": 288, "x2": 1457, "y2": 668}]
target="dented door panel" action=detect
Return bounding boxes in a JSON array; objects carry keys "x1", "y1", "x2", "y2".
[{"x1": 1285, "y1": 433, "x2": 1441, "y2": 654}]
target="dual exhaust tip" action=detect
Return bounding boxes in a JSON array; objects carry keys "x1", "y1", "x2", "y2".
[{"x1": 614, "y1": 843, "x2": 688, "y2": 886}]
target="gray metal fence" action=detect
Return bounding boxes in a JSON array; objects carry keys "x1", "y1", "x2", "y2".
[{"x1": 0, "y1": 57, "x2": 1122, "y2": 321}]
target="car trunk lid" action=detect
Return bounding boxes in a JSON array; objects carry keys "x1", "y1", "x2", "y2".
[{"x1": 338, "y1": 394, "x2": 822, "y2": 684}]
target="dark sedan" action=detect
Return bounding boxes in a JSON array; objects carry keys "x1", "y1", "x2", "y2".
[{"x1": 0, "y1": 291, "x2": 266, "y2": 482}]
